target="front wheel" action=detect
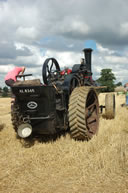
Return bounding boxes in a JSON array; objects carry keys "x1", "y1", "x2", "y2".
[{"x1": 68, "y1": 86, "x2": 99, "y2": 140}]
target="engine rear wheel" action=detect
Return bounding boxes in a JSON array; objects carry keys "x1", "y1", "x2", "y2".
[
  {"x1": 105, "y1": 94, "x2": 115, "y2": 119},
  {"x1": 68, "y1": 86, "x2": 99, "y2": 140}
]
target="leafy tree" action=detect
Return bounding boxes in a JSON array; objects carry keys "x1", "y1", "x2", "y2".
[
  {"x1": 97, "y1": 69, "x2": 116, "y2": 92},
  {"x1": 2, "y1": 86, "x2": 9, "y2": 97},
  {"x1": 3, "y1": 86, "x2": 9, "y2": 93},
  {"x1": 115, "y1": 82, "x2": 122, "y2": 87}
]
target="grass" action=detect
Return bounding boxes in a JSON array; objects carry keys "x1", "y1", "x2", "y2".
[{"x1": 0, "y1": 93, "x2": 128, "y2": 193}]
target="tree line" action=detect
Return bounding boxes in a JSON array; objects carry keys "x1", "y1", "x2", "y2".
[{"x1": 96, "y1": 68, "x2": 122, "y2": 92}]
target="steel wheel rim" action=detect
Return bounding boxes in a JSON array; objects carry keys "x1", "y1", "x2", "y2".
[{"x1": 85, "y1": 90, "x2": 99, "y2": 138}]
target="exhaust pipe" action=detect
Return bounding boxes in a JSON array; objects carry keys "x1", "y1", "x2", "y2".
[
  {"x1": 17, "y1": 123, "x2": 32, "y2": 138},
  {"x1": 83, "y1": 48, "x2": 93, "y2": 72}
]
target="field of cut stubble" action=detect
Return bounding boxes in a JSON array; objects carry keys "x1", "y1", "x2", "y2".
[{"x1": 0, "y1": 93, "x2": 128, "y2": 193}]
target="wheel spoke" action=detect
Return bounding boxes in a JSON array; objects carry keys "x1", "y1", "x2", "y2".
[
  {"x1": 87, "y1": 110, "x2": 97, "y2": 122},
  {"x1": 86, "y1": 110, "x2": 98, "y2": 134},
  {"x1": 86, "y1": 92, "x2": 99, "y2": 135},
  {"x1": 50, "y1": 61, "x2": 54, "y2": 72},
  {"x1": 86, "y1": 105, "x2": 97, "y2": 118},
  {"x1": 86, "y1": 91, "x2": 93, "y2": 103},
  {"x1": 87, "y1": 112, "x2": 97, "y2": 122},
  {"x1": 46, "y1": 65, "x2": 50, "y2": 74},
  {"x1": 87, "y1": 99, "x2": 97, "y2": 110}
]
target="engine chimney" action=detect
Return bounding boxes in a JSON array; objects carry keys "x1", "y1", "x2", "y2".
[{"x1": 83, "y1": 48, "x2": 93, "y2": 72}]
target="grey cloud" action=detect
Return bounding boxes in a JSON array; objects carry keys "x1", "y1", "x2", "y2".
[
  {"x1": 1, "y1": 0, "x2": 128, "y2": 49},
  {"x1": 0, "y1": 42, "x2": 32, "y2": 60}
]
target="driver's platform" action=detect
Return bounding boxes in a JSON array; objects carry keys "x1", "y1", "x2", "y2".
[{"x1": 13, "y1": 79, "x2": 42, "y2": 86}]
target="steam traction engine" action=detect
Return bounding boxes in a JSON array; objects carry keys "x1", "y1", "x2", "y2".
[{"x1": 11, "y1": 48, "x2": 115, "y2": 140}]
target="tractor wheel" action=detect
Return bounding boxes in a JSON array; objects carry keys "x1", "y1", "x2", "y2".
[
  {"x1": 11, "y1": 100, "x2": 22, "y2": 132},
  {"x1": 68, "y1": 86, "x2": 99, "y2": 141},
  {"x1": 105, "y1": 94, "x2": 115, "y2": 119}
]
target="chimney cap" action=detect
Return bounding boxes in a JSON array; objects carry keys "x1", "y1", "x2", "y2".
[{"x1": 83, "y1": 48, "x2": 93, "y2": 52}]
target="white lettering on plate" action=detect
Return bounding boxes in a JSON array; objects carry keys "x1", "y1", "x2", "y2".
[{"x1": 19, "y1": 89, "x2": 35, "y2": 93}]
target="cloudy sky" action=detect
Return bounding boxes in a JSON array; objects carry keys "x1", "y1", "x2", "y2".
[{"x1": 0, "y1": 0, "x2": 128, "y2": 87}]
